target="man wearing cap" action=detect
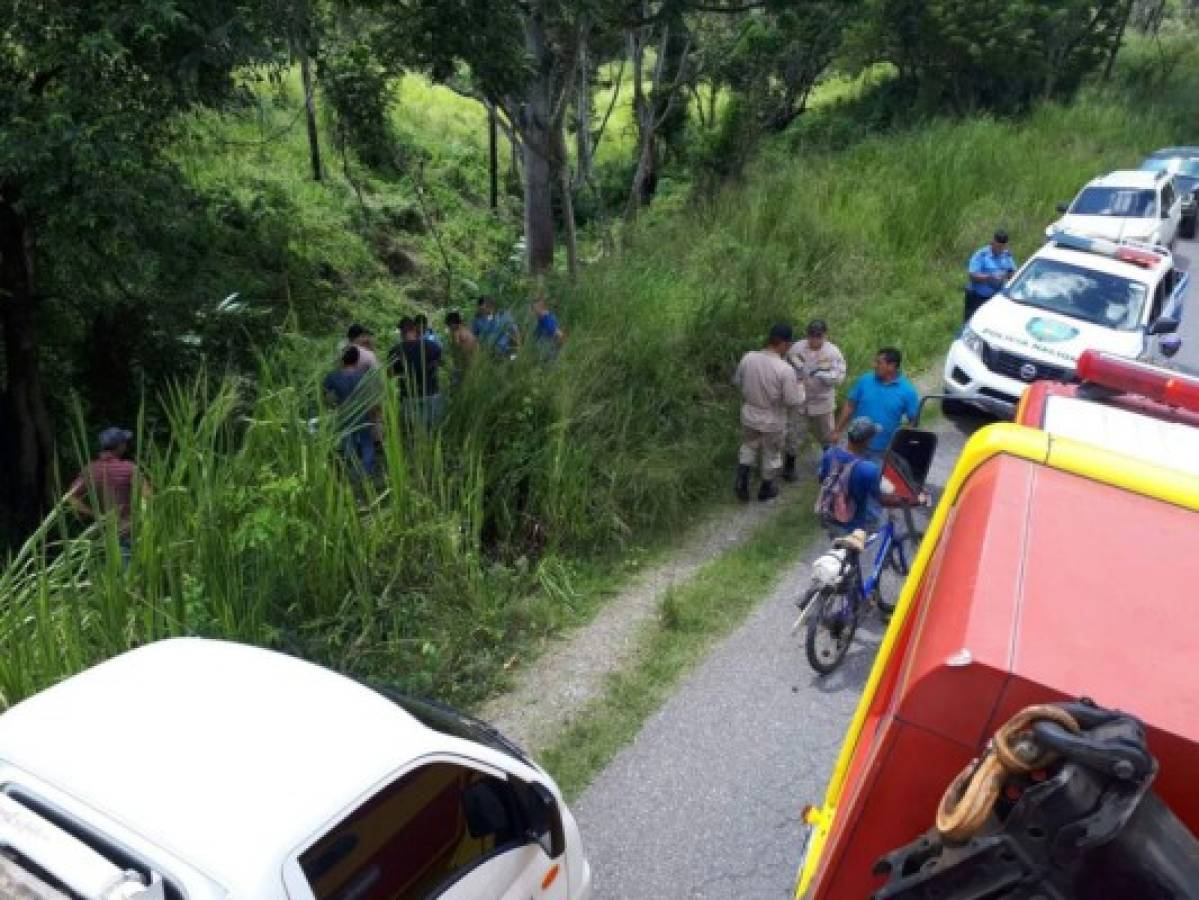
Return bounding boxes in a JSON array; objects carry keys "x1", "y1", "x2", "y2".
[
  {"x1": 818, "y1": 417, "x2": 889, "y2": 534},
  {"x1": 733, "y1": 324, "x2": 805, "y2": 502},
  {"x1": 67, "y1": 427, "x2": 151, "y2": 564},
  {"x1": 964, "y1": 230, "x2": 1017, "y2": 322},
  {"x1": 784, "y1": 319, "x2": 846, "y2": 481},
  {"x1": 832, "y1": 347, "x2": 919, "y2": 460}
]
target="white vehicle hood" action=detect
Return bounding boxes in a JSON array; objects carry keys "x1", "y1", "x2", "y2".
[
  {"x1": 971, "y1": 296, "x2": 1144, "y2": 368},
  {"x1": 1047, "y1": 214, "x2": 1161, "y2": 242}
]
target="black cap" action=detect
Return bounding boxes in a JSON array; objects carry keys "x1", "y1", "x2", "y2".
[
  {"x1": 347, "y1": 323, "x2": 372, "y2": 340},
  {"x1": 847, "y1": 417, "x2": 882, "y2": 445},
  {"x1": 768, "y1": 323, "x2": 794, "y2": 344},
  {"x1": 993, "y1": 229, "x2": 1009, "y2": 244},
  {"x1": 99, "y1": 427, "x2": 134, "y2": 451},
  {"x1": 806, "y1": 319, "x2": 828, "y2": 337}
]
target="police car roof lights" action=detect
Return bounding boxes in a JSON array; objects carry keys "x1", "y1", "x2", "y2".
[
  {"x1": 1047, "y1": 228, "x2": 1166, "y2": 268},
  {"x1": 1076, "y1": 350, "x2": 1199, "y2": 414}
]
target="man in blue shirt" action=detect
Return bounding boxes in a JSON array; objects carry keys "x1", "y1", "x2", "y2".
[
  {"x1": 532, "y1": 295, "x2": 565, "y2": 360},
  {"x1": 964, "y1": 229, "x2": 1017, "y2": 322},
  {"x1": 322, "y1": 346, "x2": 376, "y2": 477},
  {"x1": 832, "y1": 347, "x2": 920, "y2": 458},
  {"x1": 818, "y1": 417, "x2": 885, "y2": 533},
  {"x1": 472, "y1": 296, "x2": 521, "y2": 358}
]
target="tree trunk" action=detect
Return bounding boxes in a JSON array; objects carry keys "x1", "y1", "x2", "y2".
[
  {"x1": 298, "y1": 46, "x2": 323, "y2": 182},
  {"x1": 521, "y1": 7, "x2": 556, "y2": 274},
  {"x1": 1105, "y1": 0, "x2": 1134, "y2": 79},
  {"x1": 487, "y1": 102, "x2": 499, "y2": 210},
  {"x1": 574, "y1": 30, "x2": 594, "y2": 192},
  {"x1": 553, "y1": 123, "x2": 578, "y2": 279},
  {"x1": 0, "y1": 193, "x2": 54, "y2": 543}
]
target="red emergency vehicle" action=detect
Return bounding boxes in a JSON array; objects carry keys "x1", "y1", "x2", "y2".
[{"x1": 795, "y1": 354, "x2": 1199, "y2": 897}]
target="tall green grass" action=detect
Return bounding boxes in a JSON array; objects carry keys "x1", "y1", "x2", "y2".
[{"x1": 5, "y1": 49, "x2": 1198, "y2": 711}]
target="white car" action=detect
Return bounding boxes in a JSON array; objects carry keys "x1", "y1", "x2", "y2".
[
  {"x1": 944, "y1": 231, "x2": 1187, "y2": 415},
  {"x1": 0, "y1": 639, "x2": 592, "y2": 900},
  {"x1": 1046, "y1": 168, "x2": 1183, "y2": 247}
]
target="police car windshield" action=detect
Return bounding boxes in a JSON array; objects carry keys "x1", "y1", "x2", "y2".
[
  {"x1": 1006, "y1": 258, "x2": 1148, "y2": 331},
  {"x1": 1071, "y1": 187, "x2": 1157, "y2": 218}
]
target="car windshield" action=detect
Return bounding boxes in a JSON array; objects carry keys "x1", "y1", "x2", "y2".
[
  {"x1": 1006, "y1": 258, "x2": 1148, "y2": 330},
  {"x1": 1071, "y1": 187, "x2": 1157, "y2": 217}
]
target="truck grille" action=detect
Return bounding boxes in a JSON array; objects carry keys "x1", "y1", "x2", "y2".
[{"x1": 983, "y1": 347, "x2": 1070, "y2": 383}]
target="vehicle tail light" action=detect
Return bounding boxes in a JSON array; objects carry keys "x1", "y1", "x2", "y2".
[{"x1": 1076, "y1": 350, "x2": 1199, "y2": 413}]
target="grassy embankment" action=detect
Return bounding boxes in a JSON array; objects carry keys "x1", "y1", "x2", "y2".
[{"x1": 2, "y1": 50, "x2": 1196, "y2": 721}]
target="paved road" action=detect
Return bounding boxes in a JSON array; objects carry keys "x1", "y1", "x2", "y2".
[{"x1": 575, "y1": 240, "x2": 1199, "y2": 899}]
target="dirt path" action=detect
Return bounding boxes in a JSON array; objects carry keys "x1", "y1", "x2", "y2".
[{"x1": 480, "y1": 485, "x2": 807, "y2": 753}]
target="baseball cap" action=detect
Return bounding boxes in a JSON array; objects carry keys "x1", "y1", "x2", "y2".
[
  {"x1": 806, "y1": 319, "x2": 828, "y2": 337},
  {"x1": 99, "y1": 427, "x2": 134, "y2": 451},
  {"x1": 768, "y1": 323, "x2": 795, "y2": 344},
  {"x1": 993, "y1": 229, "x2": 1009, "y2": 244},
  {"x1": 846, "y1": 417, "x2": 882, "y2": 445},
  {"x1": 347, "y1": 323, "x2": 372, "y2": 340}
]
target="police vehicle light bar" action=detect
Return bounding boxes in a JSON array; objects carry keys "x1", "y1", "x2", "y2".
[
  {"x1": 1048, "y1": 229, "x2": 1164, "y2": 268},
  {"x1": 1076, "y1": 350, "x2": 1199, "y2": 413}
]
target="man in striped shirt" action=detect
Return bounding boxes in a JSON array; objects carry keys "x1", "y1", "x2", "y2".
[{"x1": 67, "y1": 427, "x2": 150, "y2": 563}]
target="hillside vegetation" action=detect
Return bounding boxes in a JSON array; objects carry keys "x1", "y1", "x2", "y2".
[{"x1": 3, "y1": 40, "x2": 1196, "y2": 709}]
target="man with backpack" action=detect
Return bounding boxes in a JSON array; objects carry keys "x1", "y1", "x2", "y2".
[
  {"x1": 816, "y1": 417, "x2": 888, "y2": 533},
  {"x1": 733, "y1": 323, "x2": 805, "y2": 502}
]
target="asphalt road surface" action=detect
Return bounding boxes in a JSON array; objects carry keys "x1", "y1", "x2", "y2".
[{"x1": 574, "y1": 239, "x2": 1199, "y2": 899}]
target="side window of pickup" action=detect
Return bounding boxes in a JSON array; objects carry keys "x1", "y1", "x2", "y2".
[
  {"x1": 1151, "y1": 277, "x2": 1167, "y2": 323},
  {"x1": 300, "y1": 762, "x2": 523, "y2": 900}
]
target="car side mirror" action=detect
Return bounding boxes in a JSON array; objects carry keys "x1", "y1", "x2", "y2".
[
  {"x1": 1160, "y1": 334, "x2": 1183, "y2": 358},
  {"x1": 1149, "y1": 315, "x2": 1180, "y2": 335},
  {"x1": 1056, "y1": 202, "x2": 1069, "y2": 214},
  {"x1": 1162, "y1": 207, "x2": 1171, "y2": 219},
  {"x1": 521, "y1": 781, "x2": 566, "y2": 858}
]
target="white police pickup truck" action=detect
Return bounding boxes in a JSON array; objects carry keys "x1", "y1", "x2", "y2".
[
  {"x1": 944, "y1": 230, "x2": 1187, "y2": 415},
  {"x1": 0, "y1": 639, "x2": 592, "y2": 900}
]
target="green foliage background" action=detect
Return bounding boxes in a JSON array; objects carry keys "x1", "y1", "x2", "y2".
[{"x1": 5, "y1": 36, "x2": 1198, "y2": 709}]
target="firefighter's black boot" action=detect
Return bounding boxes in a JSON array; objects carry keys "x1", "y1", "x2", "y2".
[
  {"x1": 782, "y1": 454, "x2": 798, "y2": 482},
  {"x1": 735, "y1": 465, "x2": 751, "y2": 502},
  {"x1": 758, "y1": 479, "x2": 779, "y2": 502}
]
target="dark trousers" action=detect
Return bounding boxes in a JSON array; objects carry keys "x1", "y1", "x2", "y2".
[{"x1": 963, "y1": 289, "x2": 990, "y2": 323}]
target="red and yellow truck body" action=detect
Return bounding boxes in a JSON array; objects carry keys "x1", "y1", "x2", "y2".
[{"x1": 796, "y1": 359, "x2": 1199, "y2": 896}]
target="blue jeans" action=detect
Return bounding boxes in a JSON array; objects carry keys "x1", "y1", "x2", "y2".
[{"x1": 341, "y1": 426, "x2": 375, "y2": 476}]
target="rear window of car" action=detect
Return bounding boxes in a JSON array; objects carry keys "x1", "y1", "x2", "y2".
[{"x1": 1071, "y1": 187, "x2": 1157, "y2": 218}]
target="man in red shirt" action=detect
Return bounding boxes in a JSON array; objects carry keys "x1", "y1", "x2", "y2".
[{"x1": 67, "y1": 427, "x2": 150, "y2": 563}]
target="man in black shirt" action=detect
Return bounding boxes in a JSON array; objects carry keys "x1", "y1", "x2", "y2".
[{"x1": 389, "y1": 317, "x2": 444, "y2": 428}]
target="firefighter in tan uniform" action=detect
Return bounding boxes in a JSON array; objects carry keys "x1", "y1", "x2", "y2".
[
  {"x1": 733, "y1": 324, "x2": 805, "y2": 501},
  {"x1": 783, "y1": 319, "x2": 847, "y2": 480}
]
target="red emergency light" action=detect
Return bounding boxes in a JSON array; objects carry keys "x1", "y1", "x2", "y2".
[
  {"x1": 1076, "y1": 350, "x2": 1199, "y2": 413},
  {"x1": 1114, "y1": 246, "x2": 1163, "y2": 268}
]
